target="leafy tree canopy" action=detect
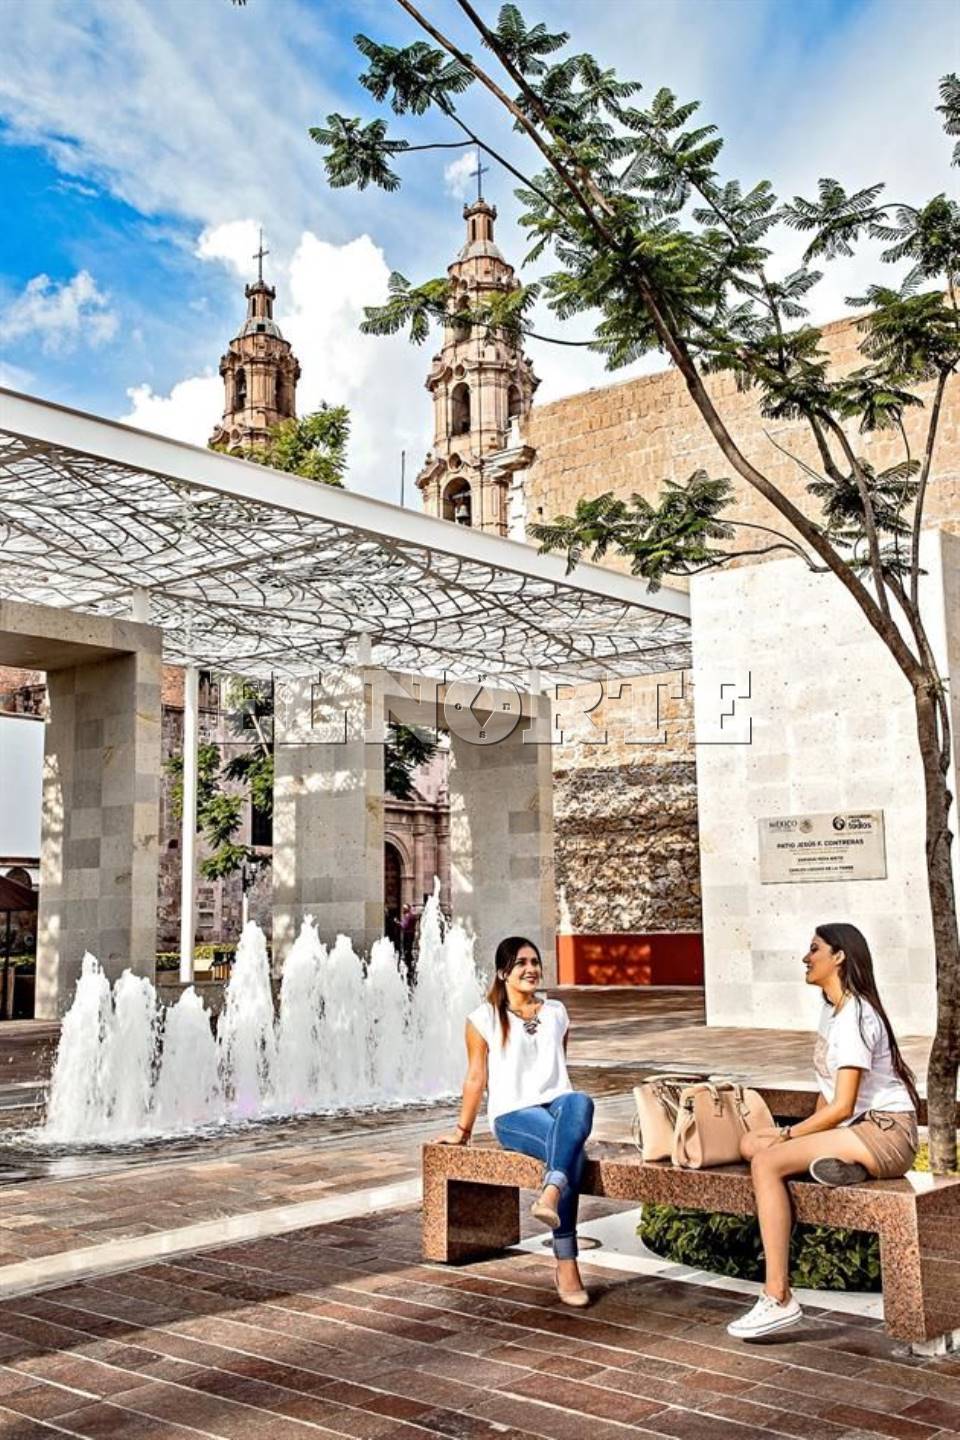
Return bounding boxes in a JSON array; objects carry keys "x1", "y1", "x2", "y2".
[{"x1": 213, "y1": 404, "x2": 350, "y2": 487}]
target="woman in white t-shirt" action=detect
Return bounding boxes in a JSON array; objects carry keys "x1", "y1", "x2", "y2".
[
  {"x1": 728, "y1": 922, "x2": 920, "y2": 1342},
  {"x1": 437, "y1": 935, "x2": 595, "y2": 1307}
]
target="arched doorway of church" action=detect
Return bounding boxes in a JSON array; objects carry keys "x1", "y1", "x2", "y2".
[{"x1": 384, "y1": 841, "x2": 403, "y2": 953}]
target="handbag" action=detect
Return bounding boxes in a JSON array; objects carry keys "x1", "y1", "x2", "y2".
[
  {"x1": 671, "y1": 1080, "x2": 774, "y2": 1169},
  {"x1": 632, "y1": 1071, "x2": 709, "y2": 1160}
]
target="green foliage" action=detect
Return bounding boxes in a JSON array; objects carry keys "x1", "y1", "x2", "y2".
[
  {"x1": 639, "y1": 1205, "x2": 881, "y2": 1292},
  {"x1": 384, "y1": 722, "x2": 439, "y2": 800},
  {"x1": 223, "y1": 405, "x2": 349, "y2": 486},
  {"x1": 529, "y1": 471, "x2": 735, "y2": 586},
  {"x1": 164, "y1": 680, "x2": 275, "y2": 882},
  {"x1": 309, "y1": 115, "x2": 408, "y2": 192}
]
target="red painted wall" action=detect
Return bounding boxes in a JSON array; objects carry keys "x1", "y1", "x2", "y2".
[{"x1": 557, "y1": 933, "x2": 704, "y2": 986}]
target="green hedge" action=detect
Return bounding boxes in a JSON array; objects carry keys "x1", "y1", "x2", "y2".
[{"x1": 639, "y1": 1204, "x2": 881, "y2": 1291}]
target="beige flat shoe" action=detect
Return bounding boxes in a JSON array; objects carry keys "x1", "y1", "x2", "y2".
[
  {"x1": 530, "y1": 1194, "x2": 561, "y2": 1229},
  {"x1": 555, "y1": 1274, "x2": 590, "y2": 1308}
]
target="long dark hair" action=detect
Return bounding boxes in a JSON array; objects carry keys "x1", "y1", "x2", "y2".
[
  {"x1": 486, "y1": 936, "x2": 542, "y2": 1047},
  {"x1": 815, "y1": 923, "x2": 921, "y2": 1112}
]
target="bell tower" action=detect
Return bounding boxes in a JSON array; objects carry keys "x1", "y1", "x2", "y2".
[
  {"x1": 416, "y1": 174, "x2": 539, "y2": 534},
  {"x1": 209, "y1": 231, "x2": 301, "y2": 451}
]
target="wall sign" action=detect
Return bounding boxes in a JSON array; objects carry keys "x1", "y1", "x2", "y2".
[{"x1": 758, "y1": 810, "x2": 887, "y2": 884}]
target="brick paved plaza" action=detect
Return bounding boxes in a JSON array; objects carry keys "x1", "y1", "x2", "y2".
[
  {"x1": 0, "y1": 990, "x2": 954, "y2": 1439},
  {"x1": 2, "y1": 1202, "x2": 960, "y2": 1440}
]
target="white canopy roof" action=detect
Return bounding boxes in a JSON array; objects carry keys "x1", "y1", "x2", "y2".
[{"x1": 0, "y1": 388, "x2": 690, "y2": 684}]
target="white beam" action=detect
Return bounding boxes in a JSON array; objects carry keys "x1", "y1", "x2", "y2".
[
  {"x1": 179, "y1": 665, "x2": 199, "y2": 985},
  {"x1": 0, "y1": 387, "x2": 690, "y2": 622}
]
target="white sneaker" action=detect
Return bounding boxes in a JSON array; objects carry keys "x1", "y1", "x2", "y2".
[{"x1": 727, "y1": 1292, "x2": 803, "y2": 1340}]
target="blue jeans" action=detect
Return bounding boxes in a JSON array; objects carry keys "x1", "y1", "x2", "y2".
[{"x1": 493, "y1": 1091, "x2": 595, "y2": 1259}]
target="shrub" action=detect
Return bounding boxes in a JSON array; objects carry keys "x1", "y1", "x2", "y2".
[{"x1": 638, "y1": 1205, "x2": 881, "y2": 1292}]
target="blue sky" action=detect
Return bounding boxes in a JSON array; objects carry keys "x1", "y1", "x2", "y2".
[{"x1": 0, "y1": 0, "x2": 956, "y2": 502}]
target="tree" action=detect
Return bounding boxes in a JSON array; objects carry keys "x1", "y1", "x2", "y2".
[
  {"x1": 166, "y1": 679, "x2": 274, "y2": 882},
  {"x1": 306, "y1": 5, "x2": 960, "y2": 1168},
  {"x1": 385, "y1": 721, "x2": 439, "y2": 800},
  {"x1": 212, "y1": 404, "x2": 350, "y2": 486}
]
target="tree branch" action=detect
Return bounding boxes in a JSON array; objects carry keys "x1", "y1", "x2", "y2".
[
  {"x1": 394, "y1": 0, "x2": 618, "y2": 248},
  {"x1": 911, "y1": 367, "x2": 949, "y2": 604},
  {"x1": 818, "y1": 411, "x2": 893, "y2": 623}
]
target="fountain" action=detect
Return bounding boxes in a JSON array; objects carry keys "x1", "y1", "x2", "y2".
[{"x1": 34, "y1": 888, "x2": 484, "y2": 1147}]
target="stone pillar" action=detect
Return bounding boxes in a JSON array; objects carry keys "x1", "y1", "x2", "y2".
[
  {"x1": 447, "y1": 698, "x2": 556, "y2": 982},
  {"x1": 691, "y1": 530, "x2": 959, "y2": 1037},
  {"x1": 36, "y1": 646, "x2": 162, "y2": 1017},
  {"x1": 273, "y1": 667, "x2": 384, "y2": 962}
]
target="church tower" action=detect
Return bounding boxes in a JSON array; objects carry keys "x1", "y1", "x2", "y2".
[
  {"x1": 417, "y1": 184, "x2": 539, "y2": 535},
  {"x1": 209, "y1": 232, "x2": 301, "y2": 451}
]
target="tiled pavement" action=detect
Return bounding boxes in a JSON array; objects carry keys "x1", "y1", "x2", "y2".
[
  {"x1": 0, "y1": 1204, "x2": 959, "y2": 1440},
  {"x1": 0, "y1": 989, "x2": 956, "y2": 1437}
]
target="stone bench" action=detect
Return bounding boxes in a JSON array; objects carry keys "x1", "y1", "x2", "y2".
[{"x1": 422, "y1": 1139, "x2": 960, "y2": 1348}]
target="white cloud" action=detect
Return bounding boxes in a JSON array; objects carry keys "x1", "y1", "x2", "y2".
[
  {"x1": 120, "y1": 225, "x2": 431, "y2": 504},
  {"x1": 0, "y1": 0, "x2": 342, "y2": 245},
  {"x1": 195, "y1": 220, "x2": 264, "y2": 280},
  {"x1": 444, "y1": 153, "x2": 477, "y2": 200},
  {"x1": 0, "y1": 270, "x2": 117, "y2": 353},
  {"x1": 121, "y1": 373, "x2": 223, "y2": 447}
]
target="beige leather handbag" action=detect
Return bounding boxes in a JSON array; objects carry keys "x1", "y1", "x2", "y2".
[
  {"x1": 672, "y1": 1081, "x2": 774, "y2": 1169},
  {"x1": 632, "y1": 1072, "x2": 709, "y2": 1160}
]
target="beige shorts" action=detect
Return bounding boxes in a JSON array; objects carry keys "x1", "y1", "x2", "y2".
[{"x1": 850, "y1": 1110, "x2": 918, "y2": 1179}]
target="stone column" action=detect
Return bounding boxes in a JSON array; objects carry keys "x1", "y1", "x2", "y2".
[
  {"x1": 36, "y1": 644, "x2": 162, "y2": 1017},
  {"x1": 447, "y1": 697, "x2": 556, "y2": 982},
  {"x1": 273, "y1": 667, "x2": 384, "y2": 962}
]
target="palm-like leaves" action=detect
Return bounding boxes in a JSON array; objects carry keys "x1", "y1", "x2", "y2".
[
  {"x1": 937, "y1": 72, "x2": 960, "y2": 166},
  {"x1": 490, "y1": 4, "x2": 568, "y2": 76},
  {"x1": 309, "y1": 115, "x2": 407, "y2": 191},
  {"x1": 354, "y1": 34, "x2": 473, "y2": 116},
  {"x1": 529, "y1": 473, "x2": 735, "y2": 587},
  {"x1": 360, "y1": 272, "x2": 451, "y2": 346}
]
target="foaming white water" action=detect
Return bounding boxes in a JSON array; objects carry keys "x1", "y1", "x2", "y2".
[{"x1": 35, "y1": 887, "x2": 483, "y2": 1146}]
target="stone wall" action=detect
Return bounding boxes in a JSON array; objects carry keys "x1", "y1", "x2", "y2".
[
  {"x1": 691, "y1": 535, "x2": 960, "y2": 1037},
  {"x1": 552, "y1": 673, "x2": 699, "y2": 936},
  {"x1": 522, "y1": 314, "x2": 960, "y2": 578}
]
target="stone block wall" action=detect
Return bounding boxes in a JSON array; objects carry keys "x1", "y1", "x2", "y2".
[
  {"x1": 522, "y1": 314, "x2": 960, "y2": 581},
  {"x1": 690, "y1": 534, "x2": 959, "y2": 1037}
]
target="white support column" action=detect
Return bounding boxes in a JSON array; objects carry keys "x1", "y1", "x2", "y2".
[{"x1": 179, "y1": 665, "x2": 199, "y2": 984}]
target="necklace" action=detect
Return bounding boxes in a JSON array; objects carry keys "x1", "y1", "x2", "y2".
[{"x1": 507, "y1": 1001, "x2": 542, "y2": 1035}]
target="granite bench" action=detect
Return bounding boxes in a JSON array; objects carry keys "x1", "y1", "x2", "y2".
[{"x1": 422, "y1": 1139, "x2": 960, "y2": 1348}]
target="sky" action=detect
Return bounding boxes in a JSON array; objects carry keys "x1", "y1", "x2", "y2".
[{"x1": 0, "y1": 0, "x2": 957, "y2": 506}]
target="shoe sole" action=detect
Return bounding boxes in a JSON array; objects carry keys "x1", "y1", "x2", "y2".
[
  {"x1": 727, "y1": 1308, "x2": 803, "y2": 1340},
  {"x1": 531, "y1": 1201, "x2": 561, "y2": 1228},
  {"x1": 809, "y1": 1158, "x2": 870, "y2": 1188}
]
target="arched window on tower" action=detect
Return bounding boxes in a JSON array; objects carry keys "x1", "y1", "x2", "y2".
[
  {"x1": 235, "y1": 367, "x2": 247, "y2": 411},
  {"x1": 450, "y1": 383, "x2": 471, "y2": 436},
  {"x1": 275, "y1": 374, "x2": 285, "y2": 415},
  {"x1": 443, "y1": 478, "x2": 472, "y2": 527},
  {"x1": 507, "y1": 384, "x2": 522, "y2": 422}
]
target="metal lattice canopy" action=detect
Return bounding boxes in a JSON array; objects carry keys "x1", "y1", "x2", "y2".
[{"x1": 0, "y1": 389, "x2": 690, "y2": 684}]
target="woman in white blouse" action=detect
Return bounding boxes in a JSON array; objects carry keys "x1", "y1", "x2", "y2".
[
  {"x1": 729, "y1": 922, "x2": 920, "y2": 1341},
  {"x1": 437, "y1": 936, "x2": 595, "y2": 1307}
]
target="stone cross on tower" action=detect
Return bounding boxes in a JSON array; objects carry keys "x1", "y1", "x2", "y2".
[
  {"x1": 470, "y1": 151, "x2": 489, "y2": 203},
  {"x1": 253, "y1": 229, "x2": 269, "y2": 284},
  {"x1": 416, "y1": 199, "x2": 540, "y2": 535},
  {"x1": 209, "y1": 231, "x2": 301, "y2": 453}
]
